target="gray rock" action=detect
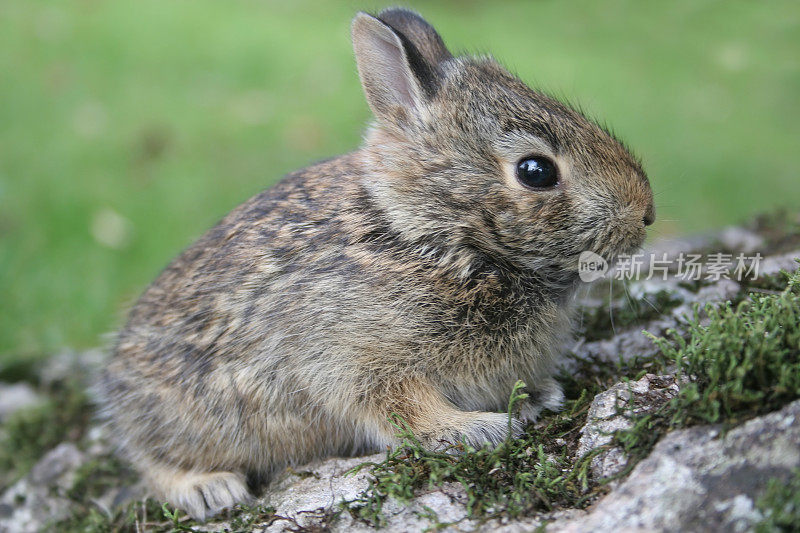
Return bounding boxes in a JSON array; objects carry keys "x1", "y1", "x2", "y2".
[
  {"x1": 263, "y1": 454, "x2": 376, "y2": 532},
  {"x1": 758, "y1": 248, "x2": 800, "y2": 277},
  {"x1": 568, "y1": 316, "x2": 670, "y2": 372},
  {"x1": 642, "y1": 235, "x2": 716, "y2": 264},
  {"x1": 575, "y1": 374, "x2": 681, "y2": 479},
  {"x1": 0, "y1": 383, "x2": 43, "y2": 422},
  {"x1": 0, "y1": 443, "x2": 85, "y2": 533},
  {"x1": 690, "y1": 278, "x2": 741, "y2": 306},
  {"x1": 28, "y1": 442, "x2": 84, "y2": 487},
  {"x1": 39, "y1": 348, "x2": 105, "y2": 386},
  {"x1": 550, "y1": 399, "x2": 800, "y2": 533},
  {"x1": 718, "y1": 226, "x2": 765, "y2": 254},
  {"x1": 671, "y1": 278, "x2": 741, "y2": 319},
  {"x1": 569, "y1": 273, "x2": 743, "y2": 376},
  {"x1": 206, "y1": 455, "x2": 573, "y2": 532}
]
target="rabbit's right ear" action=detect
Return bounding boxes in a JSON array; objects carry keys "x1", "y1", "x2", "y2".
[{"x1": 351, "y1": 12, "x2": 445, "y2": 128}]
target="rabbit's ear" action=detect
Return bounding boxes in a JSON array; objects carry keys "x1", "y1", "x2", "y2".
[
  {"x1": 376, "y1": 8, "x2": 452, "y2": 66},
  {"x1": 351, "y1": 11, "x2": 446, "y2": 127}
]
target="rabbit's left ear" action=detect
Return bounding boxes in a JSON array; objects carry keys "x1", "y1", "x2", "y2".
[{"x1": 351, "y1": 10, "x2": 450, "y2": 127}]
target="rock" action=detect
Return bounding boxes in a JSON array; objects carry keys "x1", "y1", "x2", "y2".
[
  {"x1": 550, "y1": 399, "x2": 800, "y2": 533},
  {"x1": 0, "y1": 443, "x2": 85, "y2": 533},
  {"x1": 39, "y1": 348, "x2": 105, "y2": 386},
  {"x1": 642, "y1": 235, "x2": 716, "y2": 263},
  {"x1": 758, "y1": 249, "x2": 800, "y2": 277},
  {"x1": 206, "y1": 456, "x2": 576, "y2": 532},
  {"x1": 690, "y1": 278, "x2": 741, "y2": 306},
  {"x1": 28, "y1": 443, "x2": 84, "y2": 487},
  {"x1": 575, "y1": 374, "x2": 681, "y2": 479},
  {"x1": 0, "y1": 383, "x2": 43, "y2": 422},
  {"x1": 718, "y1": 226, "x2": 765, "y2": 254},
  {"x1": 263, "y1": 454, "x2": 376, "y2": 531},
  {"x1": 671, "y1": 278, "x2": 741, "y2": 319},
  {"x1": 569, "y1": 273, "x2": 745, "y2": 376}
]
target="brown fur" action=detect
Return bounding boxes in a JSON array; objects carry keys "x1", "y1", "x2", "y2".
[{"x1": 99, "y1": 8, "x2": 654, "y2": 520}]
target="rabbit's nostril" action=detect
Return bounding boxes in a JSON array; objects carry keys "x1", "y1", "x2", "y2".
[{"x1": 643, "y1": 202, "x2": 656, "y2": 226}]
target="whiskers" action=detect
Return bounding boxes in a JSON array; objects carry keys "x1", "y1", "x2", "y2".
[{"x1": 608, "y1": 276, "x2": 617, "y2": 337}]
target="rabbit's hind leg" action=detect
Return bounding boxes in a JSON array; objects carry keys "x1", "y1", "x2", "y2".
[{"x1": 144, "y1": 461, "x2": 252, "y2": 521}]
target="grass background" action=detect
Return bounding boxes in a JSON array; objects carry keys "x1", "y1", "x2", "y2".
[{"x1": 1, "y1": 0, "x2": 798, "y2": 362}]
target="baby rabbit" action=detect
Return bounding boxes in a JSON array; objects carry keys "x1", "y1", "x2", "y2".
[{"x1": 100, "y1": 8, "x2": 654, "y2": 521}]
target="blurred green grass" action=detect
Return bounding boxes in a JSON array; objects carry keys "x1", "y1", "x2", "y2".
[{"x1": 1, "y1": 0, "x2": 798, "y2": 361}]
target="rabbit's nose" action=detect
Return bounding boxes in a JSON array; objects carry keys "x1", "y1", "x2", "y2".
[{"x1": 643, "y1": 202, "x2": 656, "y2": 226}]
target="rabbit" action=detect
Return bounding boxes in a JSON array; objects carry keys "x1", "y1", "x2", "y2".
[{"x1": 99, "y1": 7, "x2": 655, "y2": 521}]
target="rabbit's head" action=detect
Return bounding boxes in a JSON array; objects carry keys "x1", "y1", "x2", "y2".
[{"x1": 352, "y1": 9, "x2": 654, "y2": 283}]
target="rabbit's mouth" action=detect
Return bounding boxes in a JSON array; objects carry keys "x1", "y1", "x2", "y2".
[
  {"x1": 599, "y1": 214, "x2": 650, "y2": 257},
  {"x1": 617, "y1": 233, "x2": 648, "y2": 256},
  {"x1": 578, "y1": 226, "x2": 648, "y2": 268}
]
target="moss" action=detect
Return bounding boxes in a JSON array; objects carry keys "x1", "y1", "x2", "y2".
[
  {"x1": 52, "y1": 450, "x2": 279, "y2": 532},
  {"x1": 343, "y1": 382, "x2": 605, "y2": 527},
  {"x1": 55, "y1": 496, "x2": 277, "y2": 532},
  {"x1": 656, "y1": 264, "x2": 799, "y2": 426},
  {"x1": 755, "y1": 469, "x2": 800, "y2": 533},
  {"x1": 750, "y1": 210, "x2": 800, "y2": 255},
  {"x1": 0, "y1": 358, "x2": 39, "y2": 384},
  {"x1": 579, "y1": 289, "x2": 683, "y2": 342},
  {"x1": 54, "y1": 497, "x2": 164, "y2": 533},
  {"x1": 224, "y1": 504, "x2": 278, "y2": 531},
  {"x1": 740, "y1": 270, "x2": 793, "y2": 293},
  {"x1": 0, "y1": 378, "x2": 90, "y2": 490},
  {"x1": 676, "y1": 278, "x2": 715, "y2": 294},
  {"x1": 614, "y1": 263, "x2": 800, "y2": 467},
  {"x1": 67, "y1": 454, "x2": 134, "y2": 502}
]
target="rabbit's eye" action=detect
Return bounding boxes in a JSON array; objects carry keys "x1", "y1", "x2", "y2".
[{"x1": 516, "y1": 156, "x2": 558, "y2": 189}]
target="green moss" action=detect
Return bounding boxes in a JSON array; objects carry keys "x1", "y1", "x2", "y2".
[
  {"x1": 0, "y1": 358, "x2": 39, "y2": 384},
  {"x1": 615, "y1": 263, "x2": 800, "y2": 467},
  {"x1": 751, "y1": 210, "x2": 800, "y2": 255},
  {"x1": 579, "y1": 289, "x2": 683, "y2": 342},
  {"x1": 0, "y1": 379, "x2": 90, "y2": 490},
  {"x1": 755, "y1": 469, "x2": 800, "y2": 533},
  {"x1": 343, "y1": 382, "x2": 603, "y2": 527},
  {"x1": 67, "y1": 455, "x2": 133, "y2": 502},
  {"x1": 223, "y1": 504, "x2": 278, "y2": 532},
  {"x1": 55, "y1": 496, "x2": 277, "y2": 533},
  {"x1": 52, "y1": 451, "x2": 279, "y2": 532},
  {"x1": 676, "y1": 279, "x2": 714, "y2": 294},
  {"x1": 54, "y1": 498, "x2": 164, "y2": 533},
  {"x1": 657, "y1": 264, "x2": 799, "y2": 426},
  {"x1": 740, "y1": 270, "x2": 794, "y2": 293}
]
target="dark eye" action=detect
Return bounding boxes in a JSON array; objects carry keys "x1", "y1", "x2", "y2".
[{"x1": 516, "y1": 156, "x2": 559, "y2": 189}]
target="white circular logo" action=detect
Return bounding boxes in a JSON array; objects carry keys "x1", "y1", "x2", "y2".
[{"x1": 578, "y1": 251, "x2": 609, "y2": 282}]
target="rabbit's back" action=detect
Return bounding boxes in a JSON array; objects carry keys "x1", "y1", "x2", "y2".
[{"x1": 102, "y1": 154, "x2": 377, "y2": 470}]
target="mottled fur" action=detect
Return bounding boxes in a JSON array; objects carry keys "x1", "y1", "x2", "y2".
[{"x1": 99, "y1": 8, "x2": 654, "y2": 520}]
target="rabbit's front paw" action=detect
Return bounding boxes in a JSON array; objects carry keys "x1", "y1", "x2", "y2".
[
  {"x1": 518, "y1": 378, "x2": 565, "y2": 423},
  {"x1": 148, "y1": 465, "x2": 251, "y2": 522},
  {"x1": 434, "y1": 411, "x2": 522, "y2": 450}
]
